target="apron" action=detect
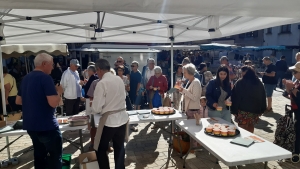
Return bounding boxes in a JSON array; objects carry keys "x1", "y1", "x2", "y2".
[{"x1": 93, "y1": 108, "x2": 128, "y2": 150}]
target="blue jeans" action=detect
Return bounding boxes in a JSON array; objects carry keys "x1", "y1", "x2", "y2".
[
  {"x1": 208, "y1": 109, "x2": 232, "y2": 122},
  {"x1": 27, "y1": 128, "x2": 62, "y2": 169}
]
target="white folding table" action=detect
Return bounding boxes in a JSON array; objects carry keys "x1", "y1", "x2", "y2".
[
  {"x1": 0, "y1": 122, "x2": 86, "y2": 160},
  {"x1": 126, "y1": 109, "x2": 187, "y2": 168},
  {"x1": 176, "y1": 118, "x2": 292, "y2": 169}
]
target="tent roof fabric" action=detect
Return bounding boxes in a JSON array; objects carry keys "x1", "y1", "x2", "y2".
[
  {"x1": 1, "y1": 44, "x2": 68, "y2": 58},
  {"x1": 0, "y1": 0, "x2": 300, "y2": 18},
  {"x1": 149, "y1": 45, "x2": 200, "y2": 50},
  {"x1": 1, "y1": 1, "x2": 300, "y2": 44}
]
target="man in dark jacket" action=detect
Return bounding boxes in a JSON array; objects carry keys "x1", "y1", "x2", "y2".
[{"x1": 275, "y1": 56, "x2": 288, "y2": 89}]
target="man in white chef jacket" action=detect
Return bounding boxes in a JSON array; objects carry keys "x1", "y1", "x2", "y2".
[{"x1": 91, "y1": 59, "x2": 128, "y2": 169}]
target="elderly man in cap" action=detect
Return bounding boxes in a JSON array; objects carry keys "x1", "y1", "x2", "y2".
[
  {"x1": 61, "y1": 59, "x2": 83, "y2": 116},
  {"x1": 260, "y1": 56, "x2": 277, "y2": 113}
]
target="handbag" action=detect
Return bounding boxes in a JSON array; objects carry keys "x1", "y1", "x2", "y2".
[
  {"x1": 163, "y1": 94, "x2": 171, "y2": 107},
  {"x1": 152, "y1": 91, "x2": 162, "y2": 108}
]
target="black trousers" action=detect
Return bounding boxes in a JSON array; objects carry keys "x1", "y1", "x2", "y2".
[
  {"x1": 96, "y1": 124, "x2": 126, "y2": 169},
  {"x1": 125, "y1": 96, "x2": 133, "y2": 110},
  {"x1": 64, "y1": 98, "x2": 80, "y2": 116},
  {"x1": 295, "y1": 112, "x2": 300, "y2": 154}
]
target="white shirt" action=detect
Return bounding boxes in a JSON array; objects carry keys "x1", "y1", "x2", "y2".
[
  {"x1": 146, "y1": 68, "x2": 155, "y2": 83},
  {"x1": 92, "y1": 72, "x2": 128, "y2": 127}
]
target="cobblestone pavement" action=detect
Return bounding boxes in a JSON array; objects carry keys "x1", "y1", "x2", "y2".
[{"x1": 1, "y1": 89, "x2": 300, "y2": 169}]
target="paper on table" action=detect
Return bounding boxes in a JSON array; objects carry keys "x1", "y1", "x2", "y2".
[{"x1": 245, "y1": 136, "x2": 265, "y2": 143}]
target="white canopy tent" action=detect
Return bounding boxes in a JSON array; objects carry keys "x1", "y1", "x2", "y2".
[
  {"x1": 0, "y1": 0, "x2": 300, "y2": 160},
  {"x1": 0, "y1": 1, "x2": 299, "y2": 86}
]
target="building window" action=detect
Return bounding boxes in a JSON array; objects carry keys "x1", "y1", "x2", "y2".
[
  {"x1": 280, "y1": 25, "x2": 291, "y2": 33},
  {"x1": 245, "y1": 31, "x2": 258, "y2": 38},
  {"x1": 266, "y1": 28, "x2": 272, "y2": 34}
]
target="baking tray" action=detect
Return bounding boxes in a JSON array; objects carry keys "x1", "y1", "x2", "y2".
[{"x1": 68, "y1": 120, "x2": 88, "y2": 127}]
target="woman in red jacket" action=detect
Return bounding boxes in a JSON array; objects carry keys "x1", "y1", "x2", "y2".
[{"x1": 146, "y1": 66, "x2": 168, "y2": 108}]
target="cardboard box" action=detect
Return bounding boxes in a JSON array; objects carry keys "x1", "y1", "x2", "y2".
[
  {"x1": 78, "y1": 151, "x2": 99, "y2": 169},
  {"x1": 0, "y1": 120, "x2": 6, "y2": 128}
]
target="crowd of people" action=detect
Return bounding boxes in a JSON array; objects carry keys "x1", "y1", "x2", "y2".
[{"x1": 2, "y1": 51, "x2": 299, "y2": 169}]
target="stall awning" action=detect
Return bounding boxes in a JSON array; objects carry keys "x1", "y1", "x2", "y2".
[
  {"x1": 254, "y1": 46, "x2": 286, "y2": 51},
  {"x1": 200, "y1": 43, "x2": 237, "y2": 51},
  {"x1": 1, "y1": 44, "x2": 68, "y2": 58}
]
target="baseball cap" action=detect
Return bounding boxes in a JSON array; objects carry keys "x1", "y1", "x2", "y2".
[
  {"x1": 289, "y1": 62, "x2": 300, "y2": 72},
  {"x1": 70, "y1": 59, "x2": 80, "y2": 67},
  {"x1": 262, "y1": 56, "x2": 271, "y2": 61}
]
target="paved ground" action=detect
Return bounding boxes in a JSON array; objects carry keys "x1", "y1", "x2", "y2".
[{"x1": 1, "y1": 89, "x2": 300, "y2": 169}]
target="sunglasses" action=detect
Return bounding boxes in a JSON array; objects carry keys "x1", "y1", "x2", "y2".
[
  {"x1": 117, "y1": 61, "x2": 122, "y2": 63},
  {"x1": 131, "y1": 65, "x2": 135, "y2": 67},
  {"x1": 293, "y1": 70, "x2": 299, "y2": 74}
]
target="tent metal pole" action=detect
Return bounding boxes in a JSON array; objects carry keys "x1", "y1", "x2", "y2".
[
  {"x1": 79, "y1": 52, "x2": 82, "y2": 70},
  {"x1": 171, "y1": 41, "x2": 174, "y2": 88},
  {"x1": 0, "y1": 45, "x2": 11, "y2": 160}
]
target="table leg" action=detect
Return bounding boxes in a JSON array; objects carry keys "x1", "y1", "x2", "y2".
[
  {"x1": 176, "y1": 125, "x2": 183, "y2": 158},
  {"x1": 183, "y1": 139, "x2": 192, "y2": 168},
  {"x1": 79, "y1": 129, "x2": 84, "y2": 153},
  {"x1": 264, "y1": 161, "x2": 268, "y2": 169},
  {"x1": 6, "y1": 136, "x2": 11, "y2": 160}
]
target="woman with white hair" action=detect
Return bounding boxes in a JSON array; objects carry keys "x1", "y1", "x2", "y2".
[
  {"x1": 146, "y1": 66, "x2": 168, "y2": 109},
  {"x1": 176, "y1": 64, "x2": 202, "y2": 118},
  {"x1": 175, "y1": 63, "x2": 202, "y2": 149}
]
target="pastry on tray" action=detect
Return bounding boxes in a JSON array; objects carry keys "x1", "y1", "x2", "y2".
[
  {"x1": 206, "y1": 126, "x2": 213, "y2": 133},
  {"x1": 213, "y1": 128, "x2": 220, "y2": 135},
  {"x1": 228, "y1": 129, "x2": 236, "y2": 136},
  {"x1": 221, "y1": 129, "x2": 228, "y2": 136}
]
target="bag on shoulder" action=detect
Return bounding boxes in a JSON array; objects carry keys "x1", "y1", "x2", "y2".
[{"x1": 273, "y1": 105, "x2": 296, "y2": 152}]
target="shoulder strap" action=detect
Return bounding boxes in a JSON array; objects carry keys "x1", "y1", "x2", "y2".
[{"x1": 9, "y1": 76, "x2": 15, "y2": 93}]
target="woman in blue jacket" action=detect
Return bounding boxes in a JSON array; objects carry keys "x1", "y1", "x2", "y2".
[{"x1": 205, "y1": 65, "x2": 232, "y2": 122}]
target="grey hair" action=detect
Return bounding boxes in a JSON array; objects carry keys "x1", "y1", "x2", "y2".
[
  {"x1": 132, "y1": 61, "x2": 139, "y2": 67},
  {"x1": 148, "y1": 58, "x2": 155, "y2": 64},
  {"x1": 220, "y1": 56, "x2": 228, "y2": 62},
  {"x1": 154, "y1": 66, "x2": 162, "y2": 73},
  {"x1": 87, "y1": 65, "x2": 96, "y2": 73},
  {"x1": 95, "y1": 59, "x2": 110, "y2": 71},
  {"x1": 183, "y1": 63, "x2": 196, "y2": 76},
  {"x1": 34, "y1": 53, "x2": 53, "y2": 67},
  {"x1": 295, "y1": 52, "x2": 300, "y2": 60},
  {"x1": 110, "y1": 68, "x2": 116, "y2": 75},
  {"x1": 182, "y1": 57, "x2": 190, "y2": 65}
]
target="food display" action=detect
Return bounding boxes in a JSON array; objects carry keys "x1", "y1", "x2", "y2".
[
  {"x1": 151, "y1": 107, "x2": 175, "y2": 115},
  {"x1": 204, "y1": 123, "x2": 239, "y2": 137},
  {"x1": 216, "y1": 106, "x2": 222, "y2": 111},
  {"x1": 57, "y1": 118, "x2": 68, "y2": 124},
  {"x1": 225, "y1": 101, "x2": 232, "y2": 106}
]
